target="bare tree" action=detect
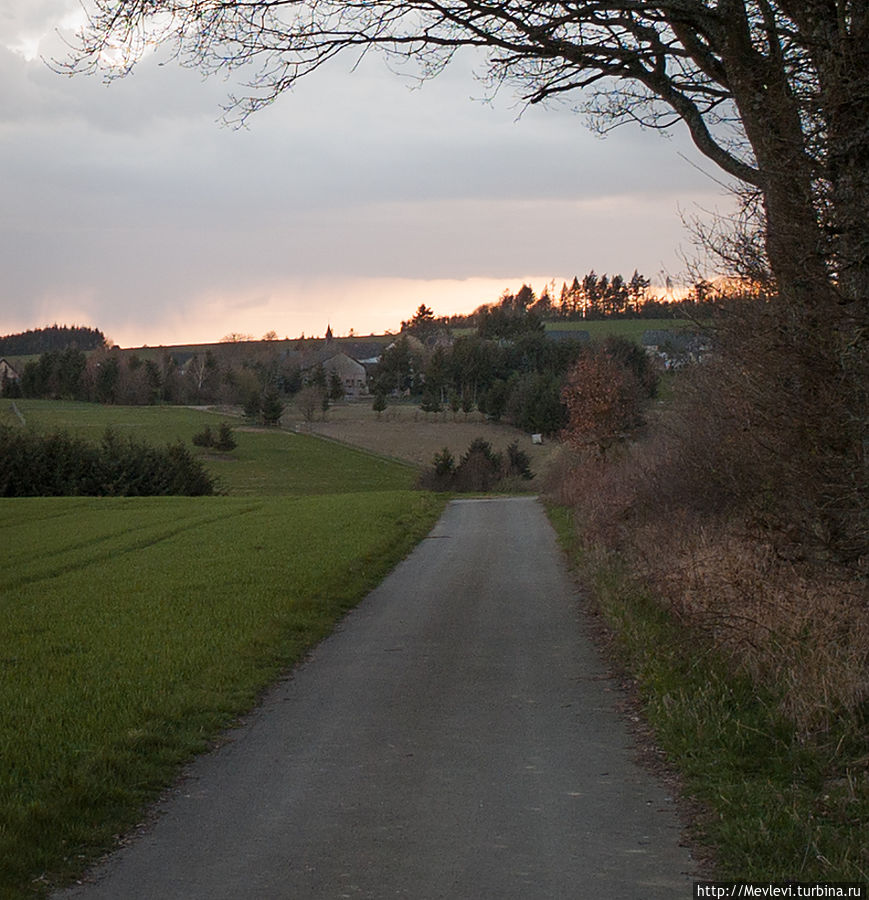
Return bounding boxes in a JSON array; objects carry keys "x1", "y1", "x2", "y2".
[
  {"x1": 61, "y1": 1, "x2": 868, "y2": 316},
  {"x1": 295, "y1": 384, "x2": 325, "y2": 423}
]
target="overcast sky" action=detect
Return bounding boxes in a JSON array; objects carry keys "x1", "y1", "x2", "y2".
[{"x1": 0, "y1": 1, "x2": 733, "y2": 348}]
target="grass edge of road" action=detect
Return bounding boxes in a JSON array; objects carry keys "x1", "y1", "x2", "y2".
[{"x1": 545, "y1": 503, "x2": 869, "y2": 884}]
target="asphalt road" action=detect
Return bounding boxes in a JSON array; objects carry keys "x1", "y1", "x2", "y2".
[{"x1": 56, "y1": 497, "x2": 696, "y2": 899}]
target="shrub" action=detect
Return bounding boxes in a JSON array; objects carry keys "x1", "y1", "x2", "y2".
[
  {"x1": 560, "y1": 349, "x2": 645, "y2": 457},
  {"x1": 417, "y1": 446, "x2": 456, "y2": 491},
  {"x1": 192, "y1": 425, "x2": 214, "y2": 447},
  {"x1": 194, "y1": 422, "x2": 236, "y2": 452},
  {"x1": 419, "y1": 391, "x2": 442, "y2": 414},
  {"x1": 418, "y1": 438, "x2": 534, "y2": 493},
  {"x1": 243, "y1": 392, "x2": 262, "y2": 421},
  {"x1": 213, "y1": 422, "x2": 237, "y2": 451},
  {"x1": 161, "y1": 441, "x2": 217, "y2": 495},
  {"x1": 433, "y1": 447, "x2": 455, "y2": 478},
  {"x1": 453, "y1": 445, "x2": 501, "y2": 492},
  {"x1": 465, "y1": 438, "x2": 499, "y2": 464},
  {"x1": 688, "y1": 297, "x2": 866, "y2": 569},
  {"x1": 546, "y1": 382, "x2": 869, "y2": 736},
  {"x1": 504, "y1": 441, "x2": 533, "y2": 480}
]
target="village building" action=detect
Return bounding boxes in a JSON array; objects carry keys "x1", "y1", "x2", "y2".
[
  {"x1": 0, "y1": 359, "x2": 20, "y2": 383},
  {"x1": 287, "y1": 334, "x2": 386, "y2": 399},
  {"x1": 305, "y1": 351, "x2": 368, "y2": 399}
]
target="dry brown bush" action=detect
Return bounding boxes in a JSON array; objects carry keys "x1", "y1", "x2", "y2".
[
  {"x1": 641, "y1": 520, "x2": 869, "y2": 734},
  {"x1": 547, "y1": 405, "x2": 869, "y2": 736}
]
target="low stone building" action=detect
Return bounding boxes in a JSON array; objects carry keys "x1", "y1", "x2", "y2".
[{"x1": 316, "y1": 351, "x2": 369, "y2": 398}]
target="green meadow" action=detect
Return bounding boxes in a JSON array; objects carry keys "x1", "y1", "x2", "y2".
[
  {"x1": 450, "y1": 317, "x2": 702, "y2": 341},
  {"x1": 1, "y1": 399, "x2": 416, "y2": 497},
  {"x1": 544, "y1": 317, "x2": 702, "y2": 342},
  {"x1": 0, "y1": 401, "x2": 444, "y2": 897}
]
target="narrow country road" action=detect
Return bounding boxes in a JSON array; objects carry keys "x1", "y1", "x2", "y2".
[{"x1": 56, "y1": 497, "x2": 696, "y2": 899}]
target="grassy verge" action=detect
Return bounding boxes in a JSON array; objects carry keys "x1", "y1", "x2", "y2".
[
  {"x1": 1, "y1": 491, "x2": 445, "y2": 897},
  {"x1": 547, "y1": 504, "x2": 869, "y2": 883}
]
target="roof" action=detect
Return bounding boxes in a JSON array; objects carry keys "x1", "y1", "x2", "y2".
[
  {"x1": 299, "y1": 351, "x2": 367, "y2": 374},
  {"x1": 286, "y1": 340, "x2": 384, "y2": 370}
]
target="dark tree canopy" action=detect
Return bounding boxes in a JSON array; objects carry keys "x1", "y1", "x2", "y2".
[{"x1": 0, "y1": 324, "x2": 107, "y2": 355}]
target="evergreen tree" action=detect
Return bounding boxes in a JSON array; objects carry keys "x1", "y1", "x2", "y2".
[
  {"x1": 328, "y1": 369, "x2": 344, "y2": 401},
  {"x1": 243, "y1": 391, "x2": 262, "y2": 421},
  {"x1": 261, "y1": 389, "x2": 285, "y2": 425}
]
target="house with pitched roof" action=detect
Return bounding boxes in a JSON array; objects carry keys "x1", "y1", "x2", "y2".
[{"x1": 0, "y1": 359, "x2": 20, "y2": 383}]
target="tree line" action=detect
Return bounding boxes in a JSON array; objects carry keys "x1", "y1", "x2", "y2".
[
  {"x1": 0, "y1": 325, "x2": 107, "y2": 356},
  {"x1": 5, "y1": 307, "x2": 661, "y2": 440},
  {"x1": 375, "y1": 314, "x2": 658, "y2": 437},
  {"x1": 403, "y1": 276, "x2": 715, "y2": 338},
  {"x1": 0, "y1": 426, "x2": 215, "y2": 496},
  {"x1": 2, "y1": 345, "x2": 300, "y2": 416}
]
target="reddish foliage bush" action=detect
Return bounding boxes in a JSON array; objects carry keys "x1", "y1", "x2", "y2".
[{"x1": 560, "y1": 350, "x2": 646, "y2": 457}]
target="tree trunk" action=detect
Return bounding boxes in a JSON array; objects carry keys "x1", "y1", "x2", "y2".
[
  {"x1": 707, "y1": 4, "x2": 867, "y2": 563},
  {"x1": 818, "y1": 40, "x2": 869, "y2": 313},
  {"x1": 719, "y1": 6, "x2": 833, "y2": 312},
  {"x1": 776, "y1": 0, "x2": 869, "y2": 314}
]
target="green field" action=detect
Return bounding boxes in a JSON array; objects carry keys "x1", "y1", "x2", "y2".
[
  {"x1": 449, "y1": 318, "x2": 702, "y2": 341},
  {"x1": 0, "y1": 402, "x2": 444, "y2": 897},
  {"x1": 544, "y1": 317, "x2": 702, "y2": 341}
]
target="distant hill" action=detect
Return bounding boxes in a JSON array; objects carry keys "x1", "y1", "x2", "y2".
[{"x1": 121, "y1": 333, "x2": 393, "y2": 363}]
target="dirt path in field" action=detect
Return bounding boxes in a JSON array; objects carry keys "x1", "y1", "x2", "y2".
[{"x1": 55, "y1": 497, "x2": 696, "y2": 899}]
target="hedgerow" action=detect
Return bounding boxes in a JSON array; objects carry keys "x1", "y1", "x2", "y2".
[{"x1": 0, "y1": 426, "x2": 215, "y2": 496}]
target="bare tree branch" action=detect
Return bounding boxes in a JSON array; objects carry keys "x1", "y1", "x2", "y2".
[{"x1": 55, "y1": 0, "x2": 869, "y2": 310}]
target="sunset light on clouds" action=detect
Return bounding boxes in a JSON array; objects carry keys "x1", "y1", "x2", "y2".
[{"x1": 1, "y1": 0, "x2": 731, "y2": 348}]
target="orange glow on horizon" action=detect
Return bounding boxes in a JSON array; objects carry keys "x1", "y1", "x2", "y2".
[{"x1": 3, "y1": 275, "x2": 694, "y2": 350}]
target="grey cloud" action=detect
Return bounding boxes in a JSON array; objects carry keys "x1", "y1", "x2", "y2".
[
  {"x1": 0, "y1": 2, "x2": 731, "y2": 342},
  {"x1": 0, "y1": 0, "x2": 80, "y2": 48}
]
